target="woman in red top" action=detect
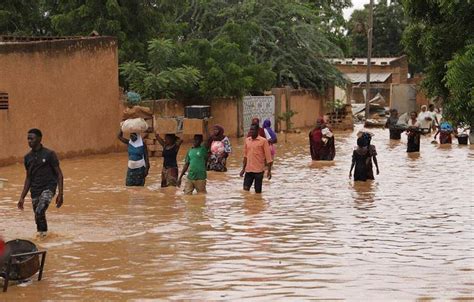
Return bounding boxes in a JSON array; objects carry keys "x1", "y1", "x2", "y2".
[{"x1": 309, "y1": 118, "x2": 336, "y2": 160}]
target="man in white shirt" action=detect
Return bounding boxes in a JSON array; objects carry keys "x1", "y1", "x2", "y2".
[{"x1": 417, "y1": 105, "x2": 433, "y2": 133}]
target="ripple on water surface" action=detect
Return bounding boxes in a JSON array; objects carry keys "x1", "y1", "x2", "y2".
[{"x1": 0, "y1": 126, "x2": 473, "y2": 300}]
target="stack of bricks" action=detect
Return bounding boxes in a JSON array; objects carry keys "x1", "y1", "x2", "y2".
[
  {"x1": 142, "y1": 132, "x2": 162, "y2": 157},
  {"x1": 327, "y1": 104, "x2": 354, "y2": 131}
]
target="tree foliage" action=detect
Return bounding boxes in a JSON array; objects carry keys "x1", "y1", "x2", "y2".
[
  {"x1": 348, "y1": 0, "x2": 407, "y2": 57},
  {"x1": 402, "y1": 0, "x2": 474, "y2": 124},
  {"x1": 443, "y1": 44, "x2": 474, "y2": 125},
  {"x1": 1, "y1": 0, "x2": 350, "y2": 99}
]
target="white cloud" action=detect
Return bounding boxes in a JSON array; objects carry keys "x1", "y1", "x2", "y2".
[{"x1": 343, "y1": 0, "x2": 370, "y2": 20}]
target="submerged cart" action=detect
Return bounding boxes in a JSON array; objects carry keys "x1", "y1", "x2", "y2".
[{"x1": 0, "y1": 239, "x2": 46, "y2": 292}]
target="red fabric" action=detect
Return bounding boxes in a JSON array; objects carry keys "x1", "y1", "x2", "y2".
[
  {"x1": 309, "y1": 127, "x2": 335, "y2": 160},
  {"x1": 309, "y1": 128, "x2": 323, "y2": 160},
  {"x1": 0, "y1": 238, "x2": 4, "y2": 257}
]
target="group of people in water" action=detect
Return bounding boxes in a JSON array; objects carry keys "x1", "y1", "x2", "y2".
[
  {"x1": 118, "y1": 117, "x2": 276, "y2": 195},
  {"x1": 385, "y1": 104, "x2": 468, "y2": 152},
  {"x1": 15, "y1": 104, "x2": 467, "y2": 237}
]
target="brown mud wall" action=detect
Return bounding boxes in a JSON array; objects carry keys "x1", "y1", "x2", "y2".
[
  {"x1": 149, "y1": 89, "x2": 328, "y2": 137},
  {"x1": 0, "y1": 37, "x2": 122, "y2": 166}
]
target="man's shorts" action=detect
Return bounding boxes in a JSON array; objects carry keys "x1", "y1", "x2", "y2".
[{"x1": 184, "y1": 179, "x2": 207, "y2": 195}]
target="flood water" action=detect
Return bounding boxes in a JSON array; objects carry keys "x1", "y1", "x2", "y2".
[{"x1": 0, "y1": 126, "x2": 473, "y2": 301}]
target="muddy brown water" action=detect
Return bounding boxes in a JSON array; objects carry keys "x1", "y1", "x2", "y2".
[{"x1": 0, "y1": 126, "x2": 473, "y2": 301}]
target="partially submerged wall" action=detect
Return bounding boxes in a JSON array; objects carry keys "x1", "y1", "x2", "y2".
[
  {"x1": 0, "y1": 37, "x2": 121, "y2": 166},
  {"x1": 149, "y1": 88, "x2": 328, "y2": 136}
]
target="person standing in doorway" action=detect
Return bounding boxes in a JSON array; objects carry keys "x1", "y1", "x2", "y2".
[
  {"x1": 178, "y1": 135, "x2": 209, "y2": 195},
  {"x1": 18, "y1": 129, "x2": 64, "y2": 238},
  {"x1": 240, "y1": 124, "x2": 273, "y2": 193}
]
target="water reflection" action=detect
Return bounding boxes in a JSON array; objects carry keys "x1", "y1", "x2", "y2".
[
  {"x1": 352, "y1": 181, "x2": 376, "y2": 211},
  {"x1": 0, "y1": 125, "x2": 473, "y2": 300}
]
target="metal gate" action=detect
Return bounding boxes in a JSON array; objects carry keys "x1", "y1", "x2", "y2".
[{"x1": 242, "y1": 96, "x2": 275, "y2": 134}]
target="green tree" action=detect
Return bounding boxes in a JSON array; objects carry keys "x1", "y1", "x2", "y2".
[
  {"x1": 402, "y1": 0, "x2": 474, "y2": 124},
  {"x1": 120, "y1": 34, "x2": 276, "y2": 100},
  {"x1": 443, "y1": 44, "x2": 474, "y2": 125},
  {"x1": 348, "y1": 0, "x2": 407, "y2": 57},
  {"x1": 0, "y1": 0, "x2": 50, "y2": 35},
  {"x1": 47, "y1": 0, "x2": 166, "y2": 62},
  {"x1": 216, "y1": 0, "x2": 347, "y2": 91}
]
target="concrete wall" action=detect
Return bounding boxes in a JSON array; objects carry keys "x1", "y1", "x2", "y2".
[
  {"x1": 269, "y1": 88, "x2": 327, "y2": 131},
  {"x1": 390, "y1": 84, "x2": 417, "y2": 114},
  {"x1": 0, "y1": 37, "x2": 121, "y2": 166}
]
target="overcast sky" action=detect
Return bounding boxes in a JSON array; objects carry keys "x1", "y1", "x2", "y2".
[{"x1": 343, "y1": 0, "x2": 370, "y2": 20}]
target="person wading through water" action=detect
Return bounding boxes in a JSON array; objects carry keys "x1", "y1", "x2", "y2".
[
  {"x1": 18, "y1": 129, "x2": 64, "y2": 238},
  {"x1": 178, "y1": 134, "x2": 209, "y2": 195},
  {"x1": 240, "y1": 124, "x2": 273, "y2": 193},
  {"x1": 309, "y1": 117, "x2": 336, "y2": 161},
  {"x1": 207, "y1": 125, "x2": 232, "y2": 172},
  {"x1": 157, "y1": 134, "x2": 182, "y2": 187},
  {"x1": 349, "y1": 137, "x2": 370, "y2": 181},
  {"x1": 406, "y1": 111, "x2": 421, "y2": 152},
  {"x1": 118, "y1": 131, "x2": 150, "y2": 186},
  {"x1": 385, "y1": 109, "x2": 402, "y2": 140}
]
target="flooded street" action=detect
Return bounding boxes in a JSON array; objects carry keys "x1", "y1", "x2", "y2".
[{"x1": 1, "y1": 126, "x2": 473, "y2": 301}]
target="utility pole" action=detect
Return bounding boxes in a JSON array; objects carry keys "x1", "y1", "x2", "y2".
[{"x1": 365, "y1": 0, "x2": 374, "y2": 120}]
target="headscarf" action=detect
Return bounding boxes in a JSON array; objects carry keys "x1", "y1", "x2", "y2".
[
  {"x1": 315, "y1": 117, "x2": 325, "y2": 129},
  {"x1": 263, "y1": 119, "x2": 277, "y2": 142},
  {"x1": 208, "y1": 125, "x2": 225, "y2": 146},
  {"x1": 129, "y1": 133, "x2": 143, "y2": 148},
  {"x1": 440, "y1": 121, "x2": 453, "y2": 132}
]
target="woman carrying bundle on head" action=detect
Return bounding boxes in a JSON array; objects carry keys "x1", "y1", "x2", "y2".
[{"x1": 118, "y1": 131, "x2": 150, "y2": 186}]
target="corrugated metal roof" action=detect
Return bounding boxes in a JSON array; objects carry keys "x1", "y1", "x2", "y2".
[
  {"x1": 329, "y1": 57, "x2": 402, "y2": 66},
  {"x1": 344, "y1": 73, "x2": 391, "y2": 83}
]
